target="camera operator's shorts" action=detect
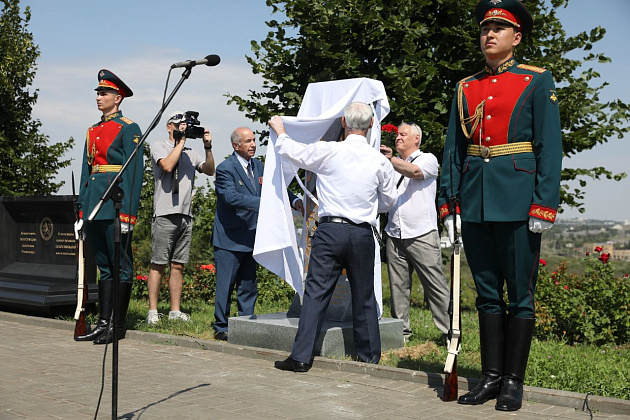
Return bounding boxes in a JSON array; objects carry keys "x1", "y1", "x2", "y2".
[{"x1": 151, "y1": 214, "x2": 193, "y2": 265}]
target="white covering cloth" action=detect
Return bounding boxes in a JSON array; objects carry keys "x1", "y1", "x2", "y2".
[{"x1": 253, "y1": 78, "x2": 391, "y2": 316}]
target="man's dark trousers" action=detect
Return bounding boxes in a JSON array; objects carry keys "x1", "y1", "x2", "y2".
[
  {"x1": 290, "y1": 221, "x2": 381, "y2": 364},
  {"x1": 213, "y1": 246, "x2": 258, "y2": 333}
]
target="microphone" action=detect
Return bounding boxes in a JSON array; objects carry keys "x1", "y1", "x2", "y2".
[{"x1": 171, "y1": 55, "x2": 221, "y2": 69}]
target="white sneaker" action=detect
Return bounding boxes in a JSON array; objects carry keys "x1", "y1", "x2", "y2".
[
  {"x1": 168, "y1": 311, "x2": 190, "y2": 322},
  {"x1": 146, "y1": 312, "x2": 162, "y2": 325}
]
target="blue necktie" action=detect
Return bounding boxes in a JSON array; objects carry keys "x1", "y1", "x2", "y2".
[{"x1": 247, "y1": 161, "x2": 256, "y2": 188}]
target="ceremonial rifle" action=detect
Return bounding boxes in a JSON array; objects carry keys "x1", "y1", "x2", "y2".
[
  {"x1": 443, "y1": 153, "x2": 461, "y2": 402},
  {"x1": 72, "y1": 172, "x2": 89, "y2": 340}
]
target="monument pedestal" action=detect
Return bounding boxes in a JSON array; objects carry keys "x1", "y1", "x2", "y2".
[
  {"x1": 228, "y1": 313, "x2": 403, "y2": 358},
  {"x1": 228, "y1": 276, "x2": 403, "y2": 358}
]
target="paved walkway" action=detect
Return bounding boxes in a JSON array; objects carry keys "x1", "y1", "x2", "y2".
[{"x1": 0, "y1": 312, "x2": 628, "y2": 420}]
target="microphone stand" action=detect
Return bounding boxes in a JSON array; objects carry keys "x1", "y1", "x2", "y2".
[{"x1": 87, "y1": 66, "x2": 194, "y2": 420}]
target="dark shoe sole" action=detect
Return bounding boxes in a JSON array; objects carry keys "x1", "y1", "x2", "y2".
[{"x1": 274, "y1": 358, "x2": 310, "y2": 372}]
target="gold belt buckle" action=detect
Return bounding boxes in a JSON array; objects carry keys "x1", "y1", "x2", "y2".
[{"x1": 94, "y1": 164, "x2": 99, "y2": 173}]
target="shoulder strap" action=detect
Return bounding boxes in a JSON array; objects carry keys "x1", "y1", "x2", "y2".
[{"x1": 396, "y1": 154, "x2": 420, "y2": 188}]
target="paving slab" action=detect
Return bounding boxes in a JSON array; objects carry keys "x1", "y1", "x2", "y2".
[{"x1": 0, "y1": 311, "x2": 628, "y2": 420}]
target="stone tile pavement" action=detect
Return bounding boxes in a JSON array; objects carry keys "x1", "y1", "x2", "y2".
[{"x1": 0, "y1": 311, "x2": 628, "y2": 420}]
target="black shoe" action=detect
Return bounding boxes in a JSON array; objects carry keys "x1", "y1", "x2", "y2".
[
  {"x1": 75, "y1": 318, "x2": 108, "y2": 342},
  {"x1": 274, "y1": 357, "x2": 311, "y2": 372},
  {"x1": 93, "y1": 323, "x2": 127, "y2": 345},
  {"x1": 495, "y1": 378, "x2": 523, "y2": 411},
  {"x1": 457, "y1": 374, "x2": 502, "y2": 405},
  {"x1": 214, "y1": 331, "x2": 228, "y2": 341}
]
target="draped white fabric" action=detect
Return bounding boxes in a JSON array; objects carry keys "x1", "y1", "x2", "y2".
[{"x1": 253, "y1": 78, "x2": 390, "y2": 316}]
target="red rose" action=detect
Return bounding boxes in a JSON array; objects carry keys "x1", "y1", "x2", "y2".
[
  {"x1": 595, "y1": 246, "x2": 603, "y2": 252},
  {"x1": 380, "y1": 123, "x2": 398, "y2": 149},
  {"x1": 381, "y1": 124, "x2": 398, "y2": 133},
  {"x1": 539, "y1": 259, "x2": 547, "y2": 266}
]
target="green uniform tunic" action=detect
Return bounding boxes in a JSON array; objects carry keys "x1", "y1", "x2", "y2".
[
  {"x1": 438, "y1": 59, "x2": 562, "y2": 317},
  {"x1": 78, "y1": 111, "x2": 143, "y2": 283}
]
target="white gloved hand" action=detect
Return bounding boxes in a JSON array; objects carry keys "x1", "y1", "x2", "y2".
[
  {"x1": 528, "y1": 217, "x2": 553, "y2": 233},
  {"x1": 121, "y1": 222, "x2": 131, "y2": 234},
  {"x1": 74, "y1": 219, "x2": 85, "y2": 240},
  {"x1": 444, "y1": 214, "x2": 461, "y2": 245}
]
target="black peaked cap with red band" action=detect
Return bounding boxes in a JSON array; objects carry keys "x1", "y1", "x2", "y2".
[{"x1": 475, "y1": 0, "x2": 533, "y2": 34}]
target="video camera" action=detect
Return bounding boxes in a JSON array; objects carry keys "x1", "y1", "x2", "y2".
[{"x1": 173, "y1": 111, "x2": 205, "y2": 140}]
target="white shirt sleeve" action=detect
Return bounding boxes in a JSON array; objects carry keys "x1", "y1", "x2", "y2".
[
  {"x1": 417, "y1": 153, "x2": 439, "y2": 180},
  {"x1": 377, "y1": 157, "x2": 398, "y2": 213},
  {"x1": 276, "y1": 133, "x2": 330, "y2": 173}
]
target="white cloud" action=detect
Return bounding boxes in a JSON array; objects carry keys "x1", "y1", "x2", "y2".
[{"x1": 31, "y1": 49, "x2": 268, "y2": 194}]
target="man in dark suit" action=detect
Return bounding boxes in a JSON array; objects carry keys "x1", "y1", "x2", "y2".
[{"x1": 212, "y1": 127, "x2": 301, "y2": 341}]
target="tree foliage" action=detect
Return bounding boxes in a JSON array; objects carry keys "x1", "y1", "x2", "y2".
[
  {"x1": 0, "y1": 0, "x2": 73, "y2": 195},
  {"x1": 227, "y1": 0, "x2": 629, "y2": 213}
]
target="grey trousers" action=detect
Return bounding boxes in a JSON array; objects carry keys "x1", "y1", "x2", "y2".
[{"x1": 386, "y1": 230, "x2": 450, "y2": 337}]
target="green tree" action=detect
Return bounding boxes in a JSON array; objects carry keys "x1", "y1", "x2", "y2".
[
  {"x1": 0, "y1": 0, "x2": 73, "y2": 195},
  {"x1": 227, "y1": 0, "x2": 628, "y2": 213}
]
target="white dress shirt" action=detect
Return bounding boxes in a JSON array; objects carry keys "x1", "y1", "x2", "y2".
[
  {"x1": 385, "y1": 149, "x2": 439, "y2": 239},
  {"x1": 276, "y1": 133, "x2": 398, "y2": 227}
]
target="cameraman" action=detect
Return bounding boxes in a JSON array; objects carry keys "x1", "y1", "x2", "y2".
[{"x1": 146, "y1": 111, "x2": 215, "y2": 324}]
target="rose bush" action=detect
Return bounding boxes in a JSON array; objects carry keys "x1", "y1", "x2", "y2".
[
  {"x1": 131, "y1": 262, "x2": 295, "y2": 307},
  {"x1": 536, "y1": 248, "x2": 630, "y2": 345}
]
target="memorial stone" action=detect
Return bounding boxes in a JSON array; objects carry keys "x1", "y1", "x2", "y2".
[{"x1": 0, "y1": 196, "x2": 97, "y2": 311}]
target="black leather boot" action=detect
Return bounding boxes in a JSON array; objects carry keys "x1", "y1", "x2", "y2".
[
  {"x1": 458, "y1": 313, "x2": 504, "y2": 405},
  {"x1": 94, "y1": 282, "x2": 132, "y2": 345},
  {"x1": 75, "y1": 281, "x2": 112, "y2": 341},
  {"x1": 496, "y1": 316, "x2": 535, "y2": 411}
]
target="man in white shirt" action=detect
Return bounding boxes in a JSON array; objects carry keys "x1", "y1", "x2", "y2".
[
  {"x1": 146, "y1": 111, "x2": 215, "y2": 325},
  {"x1": 380, "y1": 123, "x2": 450, "y2": 343},
  {"x1": 268, "y1": 102, "x2": 398, "y2": 372}
]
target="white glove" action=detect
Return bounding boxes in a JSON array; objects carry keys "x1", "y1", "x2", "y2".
[
  {"x1": 444, "y1": 215, "x2": 461, "y2": 245},
  {"x1": 528, "y1": 217, "x2": 553, "y2": 233},
  {"x1": 74, "y1": 219, "x2": 85, "y2": 240},
  {"x1": 121, "y1": 222, "x2": 131, "y2": 234}
]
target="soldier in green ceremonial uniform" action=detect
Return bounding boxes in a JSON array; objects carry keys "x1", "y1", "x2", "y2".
[
  {"x1": 74, "y1": 70, "x2": 144, "y2": 345},
  {"x1": 438, "y1": 0, "x2": 562, "y2": 411}
]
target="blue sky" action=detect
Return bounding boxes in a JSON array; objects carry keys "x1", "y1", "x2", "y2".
[{"x1": 18, "y1": 0, "x2": 630, "y2": 221}]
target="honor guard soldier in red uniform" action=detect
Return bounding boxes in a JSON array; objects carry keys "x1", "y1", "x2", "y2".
[
  {"x1": 75, "y1": 69, "x2": 144, "y2": 345},
  {"x1": 438, "y1": 0, "x2": 562, "y2": 411}
]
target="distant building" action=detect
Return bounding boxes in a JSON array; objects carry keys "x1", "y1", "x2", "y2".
[{"x1": 577, "y1": 242, "x2": 630, "y2": 261}]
